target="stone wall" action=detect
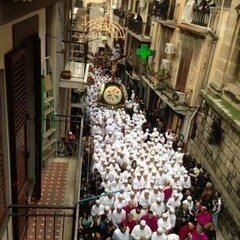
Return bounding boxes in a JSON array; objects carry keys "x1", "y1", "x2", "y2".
[{"x1": 189, "y1": 106, "x2": 240, "y2": 239}]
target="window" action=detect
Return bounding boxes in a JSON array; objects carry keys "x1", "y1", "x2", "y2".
[{"x1": 208, "y1": 116, "x2": 223, "y2": 145}]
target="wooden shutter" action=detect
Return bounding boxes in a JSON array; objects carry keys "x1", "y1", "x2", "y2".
[
  {"x1": 0, "y1": 70, "x2": 6, "y2": 226},
  {"x1": 0, "y1": 125, "x2": 6, "y2": 226},
  {"x1": 5, "y1": 48, "x2": 28, "y2": 240},
  {"x1": 175, "y1": 49, "x2": 193, "y2": 91}
]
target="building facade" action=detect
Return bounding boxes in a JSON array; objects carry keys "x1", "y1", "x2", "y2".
[
  {"x1": 0, "y1": 1, "x2": 71, "y2": 239},
  {"x1": 189, "y1": 1, "x2": 240, "y2": 238}
]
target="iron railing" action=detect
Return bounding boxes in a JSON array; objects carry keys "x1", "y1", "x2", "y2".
[
  {"x1": 215, "y1": 0, "x2": 232, "y2": 8},
  {"x1": 8, "y1": 190, "x2": 122, "y2": 240},
  {"x1": 192, "y1": 8, "x2": 210, "y2": 27},
  {"x1": 9, "y1": 204, "x2": 76, "y2": 240}
]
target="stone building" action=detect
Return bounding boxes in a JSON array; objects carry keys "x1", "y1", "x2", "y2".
[
  {"x1": 188, "y1": 1, "x2": 240, "y2": 239},
  {"x1": 106, "y1": 0, "x2": 236, "y2": 145}
]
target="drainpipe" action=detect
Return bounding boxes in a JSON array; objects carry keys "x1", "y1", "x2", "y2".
[{"x1": 184, "y1": 105, "x2": 200, "y2": 145}]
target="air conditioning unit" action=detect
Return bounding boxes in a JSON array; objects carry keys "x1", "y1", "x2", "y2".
[
  {"x1": 161, "y1": 59, "x2": 171, "y2": 70},
  {"x1": 172, "y1": 91, "x2": 186, "y2": 103},
  {"x1": 165, "y1": 43, "x2": 176, "y2": 55}
]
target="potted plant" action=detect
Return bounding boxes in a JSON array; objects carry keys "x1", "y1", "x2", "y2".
[
  {"x1": 154, "y1": 68, "x2": 171, "y2": 90},
  {"x1": 146, "y1": 62, "x2": 155, "y2": 76}
]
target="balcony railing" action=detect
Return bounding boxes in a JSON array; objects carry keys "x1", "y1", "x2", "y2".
[
  {"x1": 215, "y1": 0, "x2": 232, "y2": 8},
  {"x1": 192, "y1": 8, "x2": 210, "y2": 27},
  {"x1": 160, "y1": 88, "x2": 193, "y2": 106},
  {"x1": 9, "y1": 204, "x2": 76, "y2": 240}
]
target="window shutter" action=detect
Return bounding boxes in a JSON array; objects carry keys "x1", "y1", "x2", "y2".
[
  {"x1": 176, "y1": 49, "x2": 193, "y2": 91},
  {"x1": 5, "y1": 47, "x2": 28, "y2": 239}
]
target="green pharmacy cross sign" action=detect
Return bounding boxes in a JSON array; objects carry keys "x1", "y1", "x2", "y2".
[{"x1": 137, "y1": 44, "x2": 155, "y2": 61}]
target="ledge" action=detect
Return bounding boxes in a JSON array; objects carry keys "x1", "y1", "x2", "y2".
[
  {"x1": 201, "y1": 89, "x2": 240, "y2": 132},
  {"x1": 125, "y1": 28, "x2": 151, "y2": 42},
  {"x1": 141, "y1": 75, "x2": 191, "y2": 115}
]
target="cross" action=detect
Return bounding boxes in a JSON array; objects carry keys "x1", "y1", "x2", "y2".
[{"x1": 137, "y1": 44, "x2": 155, "y2": 61}]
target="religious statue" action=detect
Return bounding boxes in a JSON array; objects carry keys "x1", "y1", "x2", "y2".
[{"x1": 105, "y1": 45, "x2": 131, "y2": 81}]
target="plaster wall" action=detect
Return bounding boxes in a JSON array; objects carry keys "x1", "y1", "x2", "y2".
[
  {"x1": 0, "y1": 8, "x2": 46, "y2": 240},
  {"x1": 176, "y1": 0, "x2": 188, "y2": 22},
  {"x1": 0, "y1": 9, "x2": 46, "y2": 70}
]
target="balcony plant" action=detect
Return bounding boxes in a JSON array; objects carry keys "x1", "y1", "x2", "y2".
[
  {"x1": 154, "y1": 68, "x2": 171, "y2": 91},
  {"x1": 146, "y1": 62, "x2": 155, "y2": 76}
]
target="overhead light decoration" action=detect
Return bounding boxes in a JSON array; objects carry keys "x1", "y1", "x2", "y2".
[{"x1": 84, "y1": 16, "x2": 125, "y2": 40}]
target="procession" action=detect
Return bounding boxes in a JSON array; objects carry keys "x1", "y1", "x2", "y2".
[{"x1": 78, "y1": 53, "x2": 221, "y2": 240}]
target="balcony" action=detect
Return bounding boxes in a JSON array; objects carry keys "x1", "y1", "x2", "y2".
[
  {"x1": 152, "y1": 0, "x2": 176, "y2": 21},
  {"x1": 126, "y1": 18, "x2": 143, "y2": 35},
  {"x1": 181, "y1": 5, "x2": 223, "y2": 32},
  {"x1": 143, "y1": 72, "x2": 193, "y2": 106},
  {"x1": 125, "y1": 18, "x2": 151, "y2": 42}
]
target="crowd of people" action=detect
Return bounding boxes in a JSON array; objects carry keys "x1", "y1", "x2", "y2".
[{"x1": 78, "y1": 56, "x2": 222, "y2": 240}]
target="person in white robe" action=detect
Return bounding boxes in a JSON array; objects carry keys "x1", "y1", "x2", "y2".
[
  {"x1": 91, "y1": 200, "x2": 105, "y2": 218},
  {"x1": 131, "y1": 220, "x2": 152, "y2": 240},
  {"x1": 151, "y1": 227, "x2": 167, "y2": 240},
  {"x1": 180, "y1": 174, "x2": 192, "y2": 189},
  {"x1": 114, "y1": 194, "x2": 126, "y2": 209},
  {"x1": 101, "y1": 193, "x2": 115, "y2": 210},
  {"x1": 157, "y1": 213, "x2": 172, "y2": 233},
  {"x1": 168, "y1": 207, "x2": 176, "y2": 229},
  {"x1": 166, "y1": 233, "x2": 180, "y2": 240},
  {"x1": 139, "y1": 190, "x2": 151, "y2": 210},
  {"x1": 182, "y1": 196, "x2": 194, "y2": 212},
  {"x1": 111, "y1": 205, "x2": 127, "y2": 228},
  {"x1": 150, "y1": 186, "x2": 161, "y2": 204},
  {"x1": 133, "y1": 173, "x2": 145, "y2": 190},
  {"x1": 150, "y1": 197, "x2": 165, "y2": 218},
  {"x1": 166, "y1": 193, "x2": 181, "y2": 210}
]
